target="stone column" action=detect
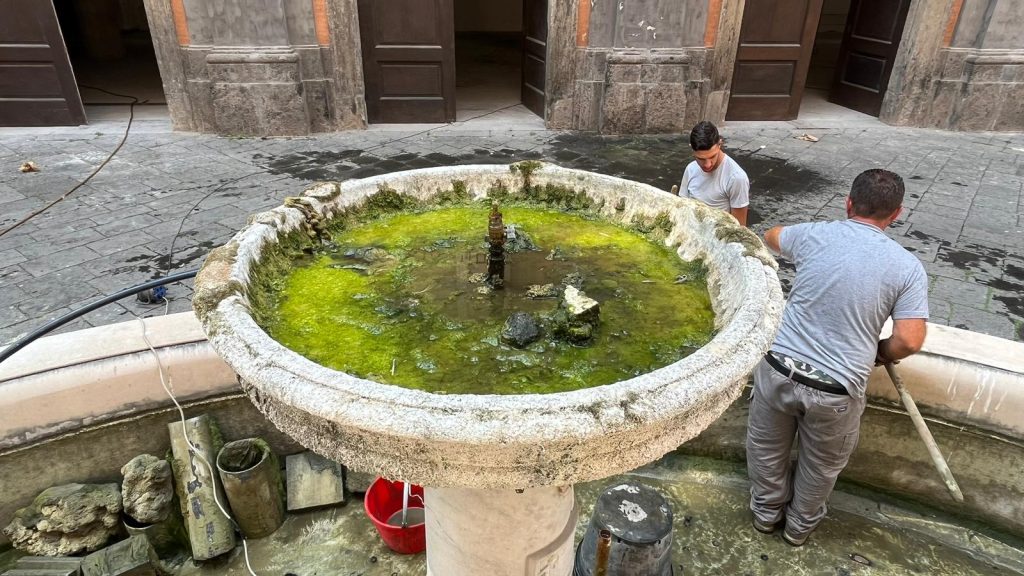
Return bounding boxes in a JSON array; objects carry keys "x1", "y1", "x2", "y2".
[
  {"x1": 879, "y1": 0, "x2": 957, "y2": 126},
  {"x1": 704, "y1": 0, "x2": 746, "y2": 124},
  {"x1": 424, "y1": 485, "x2": 578, "y2": 576}
]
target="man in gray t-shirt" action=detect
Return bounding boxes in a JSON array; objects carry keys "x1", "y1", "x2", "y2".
[
  {"x1": 747, "y1": 169, "x2": 928, "y2": 547},
  {"x1": 678, "y1": 121, "x2": 750, "y2": 226}
]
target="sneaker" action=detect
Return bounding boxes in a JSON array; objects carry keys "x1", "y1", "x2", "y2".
[
  {"x1": 752, "y1": 517, "x2": 777, "y2": 534},
  {"x1": 782, "y1": 529, "x2": 809, "y2": 547}
]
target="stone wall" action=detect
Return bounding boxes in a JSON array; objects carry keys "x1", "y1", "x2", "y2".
[
  {"x1": 561, "y1": 0, "x2": 712, "y2": 132},
  {"x1": 569, "y1": 0, "x2": 712, "y2": 133},
  {"x1": 571, "y1": 48, "x2": 711, "y2": 133},
  {"x1": 882, "y1": 0, "x2": 1024, "y2": 131},
  {"x1": 146, "y1": 0, "x2": 364, "y2": 136},
  {"x1": 927, "y1": 0, "x2": 1024, "y2": 131},
  {"x1": 929, "y1": 48, "x2": 1024, "y2": 131}
]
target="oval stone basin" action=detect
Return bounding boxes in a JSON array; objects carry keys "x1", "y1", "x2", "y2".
[{"x1": 193, "y1": 163, "x2": 784, "y2": 490}]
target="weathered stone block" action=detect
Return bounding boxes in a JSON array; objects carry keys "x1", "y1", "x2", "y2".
[
  {"x1": 577, "y1": 50, "x2": 608, "y2": 82},
  {"x1": 207, "y1": 62, "x2": 300, "y2": 84},
  {"x1": 602, "y1": 83, "x2": 645, "y2": 134},
  {"x1": 182, "y1": 47, "x2": 209, "y2": 77},
  {"x1": 928, "y1": 81, "x2": 961, "y2": 130},
  {"x1": 286, "y1": 452, "x2": 345, "y2": 511},
  {"x1": 684, "y1": 80, "x2": 708, "y2": 127},
  {"x1": 548, "y1": 97, "x2": 574, "y2": 130},
  {"x1": 967, "y1": 63, "x2": 1005, "y2": 83},
  {"x1": 995, "y1": 85, "x2": 1024, "y2": 131},
  {"x1": 953, "y1": 82, "x2": 1003, "y2": 131},
  {"x1": 658, "y1": 64, "x2": 687, "y2": 84},
  {"x1": 211, "y1": 82, "x2": 310, "y2": 137},
  {"x1": 295, "y1": 46, "x2": 327, "y2": 81},
  {"x1": 641, "y1": 64, "x2": 659, "y2": 83},
  {"x1": 3, "y1": 484, "x2": 121, "y2": 557},
  {"x1": 302, "y1": 79, "x2": 334, "y2": 133},
  {"x1": 572, "y1": 81, "x2": 603, "y2": 132},
  {"x1": 940, "y1": 51, "x2": 967, "y2": 79},
  {"x1": 608, "y1": 64, "x2": 641, "y2": 83},
  {"x1": 81, "y1": 535, "x2": 157, "y2": 576},
  {"x1": 645, "y1": 84, "x2": 687, "y2": 133},
  {"x1": 344, "y1": 468, "x2": 376, "y2": 495}
]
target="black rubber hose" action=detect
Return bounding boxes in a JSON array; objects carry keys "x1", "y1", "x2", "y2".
[{"x1": 0, "y1": 269, "x2": 199, "y2": 366}]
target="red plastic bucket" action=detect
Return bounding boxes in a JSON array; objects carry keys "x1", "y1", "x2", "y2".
[{"x1": 364, "y1": 477, "x2": 426, "y2": 554}]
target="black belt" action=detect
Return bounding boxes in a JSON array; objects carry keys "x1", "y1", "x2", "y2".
[{"x1": 764, "y1": 353, "x2": 849, "y2": 396}]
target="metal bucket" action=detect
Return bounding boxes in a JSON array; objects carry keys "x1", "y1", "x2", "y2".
[{"x1": 574, "y1": 483, "x2": 675, "y2": 576}]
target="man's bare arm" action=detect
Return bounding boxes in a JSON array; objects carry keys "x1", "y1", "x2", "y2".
[
  {"x1": 878, "y1": 318, "x2": 927, "y2": 363},
  {"x1": 731, "y1": 206, "x2": 749, "y2": 227},
  {"x1": 764, "y1": 226, "x2": 784, "y2": 253}
]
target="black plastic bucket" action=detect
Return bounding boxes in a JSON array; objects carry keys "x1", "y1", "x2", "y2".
[{"x1": 574, "y1": 483, "x2": 675, "y2": 576}]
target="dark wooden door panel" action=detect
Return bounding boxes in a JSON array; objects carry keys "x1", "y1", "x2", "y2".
[
  {"x1": 726, "y1": 0, "x2": 824, "y2": 121},
  {"x1": 521, "y1": 0, "x2": 546, "y2": 118},
  {"x1": 0, "y1": 0, "x2": 84, "y2": 127},
  {"x1": 358, "y1": 0, "x2": 456, "y2": 123},
  {"x1": 829, "y1": 0, "x2": 911, "y2": 116}
]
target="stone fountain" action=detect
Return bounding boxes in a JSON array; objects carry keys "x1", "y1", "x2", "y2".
[{"x1": 192, "y1": 163, "x2": 784, "y2": 575}]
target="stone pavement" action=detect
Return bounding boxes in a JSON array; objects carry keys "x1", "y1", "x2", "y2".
[{"x1": 1, "y1": 110, "x2": 1022, "y2": 346}]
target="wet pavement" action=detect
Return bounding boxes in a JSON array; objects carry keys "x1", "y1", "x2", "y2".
[{"x1": 0, "y1": 116, "x2": 1023, "y2": 345}]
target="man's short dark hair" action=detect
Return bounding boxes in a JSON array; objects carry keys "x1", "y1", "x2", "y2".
[
  {"x1": 849, "y1": 169, "x2": 904, "y2": 219},
  {"x1": 690, "y1": 121, "x2": 721, "y2": 151}
]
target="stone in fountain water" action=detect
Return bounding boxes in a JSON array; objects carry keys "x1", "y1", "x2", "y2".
[
  {"x1": 561, "y1": 272, "x2": 584, "y2": 290},
  {"x1": 564, "y1": 285, "x2": 600, "y2": 324},
  {"x1": 501, "y1": 312, "x2": 543, "y2": 349},
  {"x1": 504, "y1": 224, "x2": 538, "y2": 252},
  {"x1": 526, "y1": 283, "x2": 559, "y2": 299}
]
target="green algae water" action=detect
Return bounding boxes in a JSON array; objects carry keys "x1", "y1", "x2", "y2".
[{"x1": 258, "y1": 205, "x2": 714, "y2": 394}]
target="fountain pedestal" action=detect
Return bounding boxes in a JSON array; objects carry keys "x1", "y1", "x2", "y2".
[{"x1": 424, "y1": 486, "x2": 578, "y2": 576}]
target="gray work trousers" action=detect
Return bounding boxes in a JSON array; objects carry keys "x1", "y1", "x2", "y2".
[{"x1": 746, "y1": 358, "x2": 866, "y2": 539}]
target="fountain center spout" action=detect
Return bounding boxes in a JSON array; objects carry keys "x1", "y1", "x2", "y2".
[{"x1": 487, "y1": 203, "x2": 506, "y2": 289}]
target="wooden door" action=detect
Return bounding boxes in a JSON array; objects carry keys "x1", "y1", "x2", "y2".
[
  {"x1": 726, "y1": 0, "x2": 824, "y2": 121},
  {"x1": 521, "y1": 0, "x2": 547, "y2": 118},
  {"x1": 829, "y1": 0, "x2": 911, "y2": 116},
  {"x1": 0, "y1": 0, "x2": 84, "y2": 126},
  {"x1": 358, "y1": 0, "x2": 456, "y2": 123}
]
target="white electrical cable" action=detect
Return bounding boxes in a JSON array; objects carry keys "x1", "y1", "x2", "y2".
[{"x1": 137, "y1": 314, "x2": 258, "y2": 576}]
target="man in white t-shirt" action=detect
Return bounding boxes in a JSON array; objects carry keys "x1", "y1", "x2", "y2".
[{"x1": 677, "y1": 121, "x2": 750, "y2": 226}]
